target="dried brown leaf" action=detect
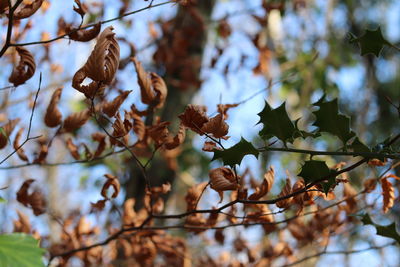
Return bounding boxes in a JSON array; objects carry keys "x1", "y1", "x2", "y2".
[
  {"x1": 44, "y1": 88, "x2": 63, "y2": 128},
  {"x1": 101, "y1": 174, "x2": 120, "y2": 199},
  {"x1": 0, "y1": 118, "x2": 20, "y2": 149},
  {"x1": 72, "y1": 26, "x2": 119, "y2": 96},
  {"x1": 92, "y1": 132, "x2": 106, "y2": 158},
  {"x1": 33, "y1": 144, "x2": 48, "y2": 164},
  {"x1": 132, "y1": 57, "x2": 154, "y2": 104},
  {"x1": 148, "y1": 121, "x2": 170, "y2": 146},
  {"x1": 276, "y1": 178, "x2": 292, "y2": 209},
  {"x1": 102, "y1": 90, "x2": 132, "y2": 117},
  {"x1": 164, "y1": 123, "x2": 186, "y2": 150},
  {"x1": 67, "y1": 22, "x2": 101, "y2": 42},
  {"x1": 382, "y1": 178, "x2": 395, "y2": 213},
  {"x1": 248, "y1": 166, "x2": 274, "y2": 200},
  {"x1": 201, "y1": 113, "x2": 229, "y2": 138},
  {"x1": 150, "y1": 72, "x2": 168, "y2": 109},
  {"x1": 131, "y1": 112, "x2": 145, "y2": 141},
  {"x1": 209, "y1": 167, "x2": 238, "y2": 198},
  {"x1": 202, "y1": 141, "x2": 219, "y2": 152},
  {"x1": 16, "y1": 179, "x2": 35, "y2": 207},
  {"x1": 66, "y1": 138, "x2": 80, "y2": 160},
  {"x1": 13, "y1": 0, "x2": 43, "y2": 20},
  {"x1": 185, "y1": 182, "x2": 208, "y2": 211},
  {"x1": 63, "y1": 110, "x2": 90, "y2": 132},
  {"x1": 73, "y1": 0, "x2": 87, "y2": 18},
  {"x1": 9, "y1": 47, "x2": 36, "y2": 87},
  {"x1": 91, "y1": 199, "x2": 107, "y2": 212},
  {"x1": 217, "y1": 103, "x2": 239, "y2": 120},
  {"x1": 13, "y1": 128, "x2": 29, "y2": 162},
  {"x1": 178, "y1": 105, "x2": 209, "y2": 134}
]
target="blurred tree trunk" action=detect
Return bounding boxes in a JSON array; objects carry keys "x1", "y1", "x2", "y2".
[{"x1": 125, "y1": 1, "x2": 216, "y2": 208}]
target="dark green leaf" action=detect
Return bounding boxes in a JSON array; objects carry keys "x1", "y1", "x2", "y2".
[
  {"x1": 312, "y1": 96, "x2": 355, "y2": 145},
  {"x1": 258, "y1": 101, "x2": 297, "y2": 144},
  {"x1": 298, "y1": 160, "x2": 331, "y2": 185},
  {"x1": 321, "y1": 170, "x2": 338, "y2": 195},
  {"x1": 349, "y1": 137, "x2": 371, "y2": 153},
  {"x1": 361, "y1": 213, "x2": 400, "y2": 244},
  {"x1": 212, "y1": 137, "x2": 259, "y2": 167},
  {"x1": 0, "y1": 233, "x2": 45, "y2": 267},
  {"x1": 349, "y1": 27, "x2": 391, "y2": 57}
]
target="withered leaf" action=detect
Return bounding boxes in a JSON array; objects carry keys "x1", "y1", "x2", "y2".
[
  {"x1": 67, "y1": 22, "x2": 101, "y2": 42},
  {"x1": 150, "y1": 72, "x2": 168, "y2": 109},
  {"x1": 382, "y1": 177, "x2": 395, "y2": 213},
  {"x1": 248, "y1": 166, "x2": 274, "y2": 200},
  {"x1": 16, "y1": 179, "x2": 46, "y2": 216},
  {"x1": 148, "y1": 121, "x2": 170, "y2": 146},
  {"x1": 209, "y1": 167, "x2": 238, "y2": 202},
  {"x1": 44, "y1": 88, "x2": 63, "y2": 128},
  {"x1": 0, "y1": 118, "x2": 20, "y2": 149},
  {"x1": 63, "y1": 110, "x2": 90, "y2": 132},
  {"x1": 9, "y1": 47, "x2": 36, "y2": 87},
  {"x1": 16, "y1": 179, "x2": 35, "y2": 207},
  {"x1": 165, "y1": 123, "x2": 186, "y2": 150},
  {"x1": 202, "y1": 141, "x2": 219, "y2": 152},
  {"x1": 66, "y1": 138, "x2": 80, "y2": 160},
  {"x1": 131, "y1": 112, "x2": 145, "y2": 141},
  {"x1": 132, "y1": 57, "x2": 154, "y2": 105},
  {"x1": 201, "y1": 113, "x2": 229, "y2": 138},
  {"x1": 92, "y1": 132, "x2": 106, "y2": 158},
  {"x1": 13, "y1": 128, "x2": 29, "y2": 162},
  {"x1": 101, "y1": 174, "x2": 120, "y2": 199},
  {"x1": 73, "y1": 0, "x2": 87, "y2": 18},
  {"x1": 72, "y1": 26, "x2": 120, "y2": 96},
  {"x1": 185, "y1": 182, "x2": 208, "y2": 211},
  {"x1": 13, "y1": 0, "x2": 43, "y2": 20},
  {"x1": 178, "y1": 105, "x2": 209, "y2": 134},
  {"x1": 102, "y1": 90, "x2": 132, "y2": 117},
  {"x1": 276, "y1": 178, "x2": 292, "y2": 209}
]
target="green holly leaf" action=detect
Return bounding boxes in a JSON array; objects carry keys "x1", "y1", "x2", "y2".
[
  {"x1": 298, "y1": 160, "x2": 331, "y2": 185},
  {"x1": 361, "y1": 213, "x2": 400, "y2": 244},
  {"x1": 321, "y1": 170, "x2": 338, "y2": 195},
  {"x1": 349, "y1": 27, "x2": 391, "y2": 57},
  {"x1": 212, "y1": 137, "x2": 259, "y2": 167},
  {"x1": 349, "y1": 137, "x2": 371, "y2": 153},
  {"x1": 258, "y1": 101, "x2": 297, "y2": 144},
  {"x1": 0, "y1": 233, "x2": 46, "y2": 267},
  {"x1": 312, "y1": 97, "x2": 355, "y2": 145}
]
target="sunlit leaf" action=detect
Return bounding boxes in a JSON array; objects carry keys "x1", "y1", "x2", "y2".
[{"x1": 0, "y1": 233, "x2": 45, "y2": 267}]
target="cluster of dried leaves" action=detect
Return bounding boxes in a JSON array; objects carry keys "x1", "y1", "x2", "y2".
[{"x1": 1, "y1": 1, "x2": 399, "y2": 267}]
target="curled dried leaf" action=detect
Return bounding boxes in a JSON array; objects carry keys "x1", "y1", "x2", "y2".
[
  {"x1": 33, "y1": 143, "x2": 48, "y2": 164},
  {"x1": 16, "y1": 179, "x2": 46, "y2": 216},
  {"x1": 13, "y1": 128, "x2": 29, "y2": 162},
  {"x1": 101, "y1": 174, "x2": 120, "y2": 199},
  {"x1": 248, "y1": 166, "x2": 274, "y2": 200},
  {"x1": 202, "y1": 141, "x2": 219, "y2": 152},
  {"x1": 92, "y1": 132, "x2": 106, "y2": 158},
  {"x1": 66, "y1": 138, "x2": 80, "y2": 160},
  {"x1": 150, "y1": 72, "x2": 168, "y2": 109},
  {"x1": 0, "y1": 118, "x2": 20, "y2": 149},
  {"x1": 185, "y1": 182, "x2": 208, "y2": 211},
  {"x1": 9, "y1": 47, "x2": 36, "y2": 87},
  {"x1": 132, "y1": 57, "x2": 154, "y2": 104},
  {"x1": 131, "y1": 112, "x2": 145, "y2": 141},
  {"x1": 165, "y1": 123, "x2": 186, "y2": 150},
  {"x1": 73, "y1": 0, "x2": 87, "y2": 18},
  {"x1": 63, "y1": 110, "x2": 90, "y2": 132},
  {"x1": 148, "y1": 121, "x2": 170, "y2": 146},
  {"x1": 201, "y1": 113, "x2": 229, "y2": 138},
  {"x1": 276, "y1": 178, "x2": 292, "y2": 208},
  {"x1": 217, "y1": 103, "x2": 239, "y2": 120},
  {"x1": 343, "y1": 183, "x2": 357, "y2": 212},
  {"x1": 16, "y1": 179, "x2": 35, "y2": 207},
  {"x1": 102, "y1": 90, "x2": 132, "y2": 117},
  {"x1": 111, "y1": 112, "x2": 132, "y2": 138},
  {"x1": 209, "y1": 167, "x2": 238, "y2": 200},
  {"x1": 178, "y1": 105, "x2": 209, "y2": 134},
  {"x1": 91, "y1": 199, "x2": 107, "y2": 212},
  {"x1": 67, "y1": 22, "x2": 101, "y2": 42},
  {"x1": 13, "y1": 0, "x2": 43, "y2": 20},
  {"x1": 44, "y1": 88, "x2": 63, "y2": 127},
  {"x1": 381, "y1": 178, "x2": 395, "y2": 213},
  {"x1": 72, "y1": 26, "x2": 120, "y2": 96},
  {"x1": 292, "y1": 180, "x2": 305, "y2": 206}
]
